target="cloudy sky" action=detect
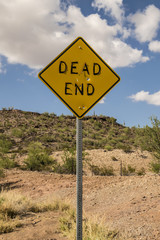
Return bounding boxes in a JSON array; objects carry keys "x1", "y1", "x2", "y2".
[{"x1": 0, "y1": 0, "x2": 160, "y2": 127}]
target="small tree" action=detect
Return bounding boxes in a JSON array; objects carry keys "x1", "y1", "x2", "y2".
[
  {"x1": 24, "y1": 142, "x2": 56, "y2": 171},
  {"x1": 141, "y1": 117, "x2": 160, "y2": 155},
  {"x1": 61, "y1": 149, "x2": 76, "y2": 174},
  {"x1": 137, "y1": 117, "x2": 160, "y2": 174},
  {"x1": 59, "y1": 149, "x2": 88, "y2": 175}
]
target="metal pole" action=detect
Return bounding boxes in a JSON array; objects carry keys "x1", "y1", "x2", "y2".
[{"x1": 76, "y1": 118, "x2": 83, "y2": 240}]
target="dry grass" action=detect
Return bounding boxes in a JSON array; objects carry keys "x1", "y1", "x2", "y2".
[
  {"x1": 60, "y1": 208, "x2": 123, "y2": 240},
  {"x1": 0, "y1": 190, "x2": 70, "y2": 234},
  {"x1": 0, "y1": 190, "x2": 125, "y2": 239}
]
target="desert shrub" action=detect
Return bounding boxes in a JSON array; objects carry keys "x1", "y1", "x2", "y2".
[
  {"x1": 128, "y1": 165, "x2": 136, "y2": 173},
  {"x1": 8, "y1": 107, "x2": 14, "y2": 111},
  {"x1": 116, "y1": 143, "x2": 132, "y2": 153},
  {"x1": 50, "y1": 112, "x2": 57, "y2": 117},
  {"x1": 56, "y1": 149, "x2": 88, "y2": 175},
  {"x1": 11, "y1": 128, "x2": 24, "y2": 138},
  {"x1": 122, "y1": 127, "x2": 131, "y2": 135},
  {"x1": 94, "y1": 121, "x2": 102, "y2": 130},
  {"x1": 60, "y1": 205, "x2": 119, "y2": 240},
  {"x1": 59, "y1": 115, "x2": 65, "y2": 122},
  {"x1": 0, "y1": 135, "x2": 16, "y2": 170},
  {"x1": 0, "y1": 191, "x2": 71, "y2": 234},
  {"x1": 136, "y1": 117, "x2": 160, "y2": 156},
  {"x1": 105, "y1": 145, "x2": 113, "y2": 151},
  {"x1": 150, "y1": 162, "x2": 160, "y2": 174},
  {"x1": 0, "y1": 168, "x2": 5, "y2": 178},
  {"x1": 42, "y1": 112, "x2": 49, "y2": 117},
  {"x1": 111, "y1": 156, "x2": 118, "y2": 161},
  {"x1": 40, "y1": 134, "x2": 55, "y2": 143},
  {"x1": 83, "y1": 138, "x2": 95, "y2": 147},
  {"x1": 0, "y1": 155, "x2": 17, "y2": 169},
  {"x1": 109, "y1": 139, "x2": 118, "y2": 146},
  {"x1": 136, "y1": 117, "x2": 160, "y2": 174},
  {"x1": 122, "y1": 166, "x2": 129, "y2": 176},
  {"x1": 109, "y1": 117, "x2": 117, "y2": 125},
  {"x1": 137, "y1": 167, "x2": 146, "y2": 176},
  {"x1": 24, "y1": 142, "x2": 56, "y2": 171},
  {"x1": 122, "y1": 165, "x2": 136, "y2": 176},
  {"x1": 90, "y1": 164, "x2": 114, "y2": 176},
  {"x1": 59, "y1": 149, "x2": 76, "y2": 175},
  {"x1": 27, "y1": 127, "x2": 37, "y2": 134},
  {"x1": 0, "y1": 135, "x2": 12, "y2": 154}
]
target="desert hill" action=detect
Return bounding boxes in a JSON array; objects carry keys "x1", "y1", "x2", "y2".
[{"x1": 0, "y1": 109, "x2": 160, "y2": 240}]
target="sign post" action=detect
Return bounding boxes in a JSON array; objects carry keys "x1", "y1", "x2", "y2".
[
  {"x1": 76, "y1": 118, "x2": 83, "y2": 240},
  {"x1": 38, "y1": 36, "x2": 120, "y2": 240}
]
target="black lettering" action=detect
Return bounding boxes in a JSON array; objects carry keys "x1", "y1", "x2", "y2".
[
  {"x1": 59, "y1": 61, "x2": 67, "y2": 73},
  {"x1": 71, "y1": 62, "x2": 78, "y2": 74},
  {"x1": 87, "y1": 83, "x2": 94, "y2": 95},
  {"x1": 82, "y1": 63, "x2": 89, "y2": 75},
  {"x1": 93, "y1": 63, "x2": 101, "y2": 75},
  {"x1": 75, "y1": 83, "x2": 84, "y2": 95},
  {"x1": 65, "y1": 82, "x2": 72, "y2": 95}
]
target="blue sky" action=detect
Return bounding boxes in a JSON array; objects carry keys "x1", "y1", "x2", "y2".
[{"x1": 0, "y1": 0, "x2": 160, "y2": 127}]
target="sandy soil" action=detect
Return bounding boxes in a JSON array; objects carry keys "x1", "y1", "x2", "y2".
[
  {"x1": 53, "y1": 149, "x2": 153, "y2": 176},
  {"x1": 0, "y1": 149, "x2": 160, "y2": 240}
]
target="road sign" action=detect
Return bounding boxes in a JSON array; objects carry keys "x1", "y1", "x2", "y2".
[{"x1": 38, "y1": 37, "x2": 120, "y2": 118}]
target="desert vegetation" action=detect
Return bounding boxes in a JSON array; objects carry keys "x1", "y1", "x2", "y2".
[
  {"x1": 0, "y1": 190, "x2": 124, "y2": 239},
  {"x1": 0, "y1": 108, "x2": 160, "y2": 239},
  {"x1": 0, "y1": 191, "x2": 70, "y2": 234},
  {"x1": 0, "y1": 109, "x2": 160, "y2": 176}
]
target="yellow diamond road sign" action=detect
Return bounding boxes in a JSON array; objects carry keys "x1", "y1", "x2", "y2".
[{"x1": 38, "y1": 37, "x2": 120, "y2": 119}]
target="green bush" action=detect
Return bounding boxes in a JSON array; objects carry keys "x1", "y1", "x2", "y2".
[
  {"x1": 137, "y1": 167, "x2": 146, "y2": 176},
  {"x1": 55, "y1": 149, "x2": 88, "y2": 175},
  {"x1": 150, "y1": 162, "x2": 160, "y2": 174},
  {"x1": 60, "y1": 149, "x2": 76, "y2": 175},
  {"x1": 0, "y1": 135, "x2": 12, "y2": 154},
  {"x1": 136, "y1": 117, "x2": 160, "y2": 157},
  {"x1": 0, "y1": 155, "x2": 17, "y2": 169},
  {"x1": 94, "y1": 121, "x2": 102, "y2": 130},
  {"x1": 24, "y1": 142, "x2": 56, "y2": 171},
  {"x1": 0, "y1": 168, "x2": 5, "y2": 178},
  {"x1": 11, "y1": 128, "x2": 24, "y2": 138},
  {"x1": 111, "y1": 156, "x2": 118, "y2": 161},
  {"x1": 105, "y1": 145, "x2": 113, "y2": 151},
  {"x1": 121, "y1": 166, "x2": 129, "y2": 176},
  {"x1": 90, "y1": 164, "x2": 114, "y2": 176},
  {"x1": 40, "y1": 134, "x2": 55, "y2": 143},
  {"x1": 136, "y1": 117, "x2": 160, "y2": 174},
  {"x1": 122, "y1": 165, "x2": 136, "y2": 176},
  {"x1": 116, "y1": 143, "x2": 132, "y2": 153},
  {"x1": 42, "y1": 112, "x2": 49, "y2": 117},
  {"x1": 128, "y1": 165, "x2": 136, "y2": 173}
]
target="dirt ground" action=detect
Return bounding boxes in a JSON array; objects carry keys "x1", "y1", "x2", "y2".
[{"x1": 0, "y1": 149, "x2": 160, "y2": 240}]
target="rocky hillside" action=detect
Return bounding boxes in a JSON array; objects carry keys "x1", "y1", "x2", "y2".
[{"x1": 0, "y1": 108, "x2": 135, "y2": 154}]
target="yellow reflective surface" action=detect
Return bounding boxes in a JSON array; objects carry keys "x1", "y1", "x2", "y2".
[{"x1": 38, "y1": 37, "x2": 120, "y2": 118}]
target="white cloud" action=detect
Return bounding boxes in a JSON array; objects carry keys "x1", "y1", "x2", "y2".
[
  {"x1": 128, "y1": 5, "x2": 160, "y2": 42},
  {"x1": 0, "y1": 58, "x2": 6, "y2": 74},
  {"x1": 102, "y1": 39, "x2": 149, "y2": 68},
  {"x1": 26, "y1": 69, "x2": 40, "y2": 78},
  {"x1": 0, "y1": 0, "x2": 67, "y2": 69},
  {"x1": 99, "y1": 97, "x2": 105, "y2": 104},
  {"x1": 149, "y1": 41, "x2": 160, "y2": 53},
  {"x1": 65, "y1": 5, "x2": 149, "y2": 67},
  {"x1": 92, "y1": 0, "x2": 124, "y2": 23},
  {"x1": 0, "y1": 62, "x2": 3, "y2": 73},
  {"x1": 129, "y1": 90, "x2": 160, "y2": 106},
  {"x1": 0, "y1": 0, "x2": 149, "y2": 69}
]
